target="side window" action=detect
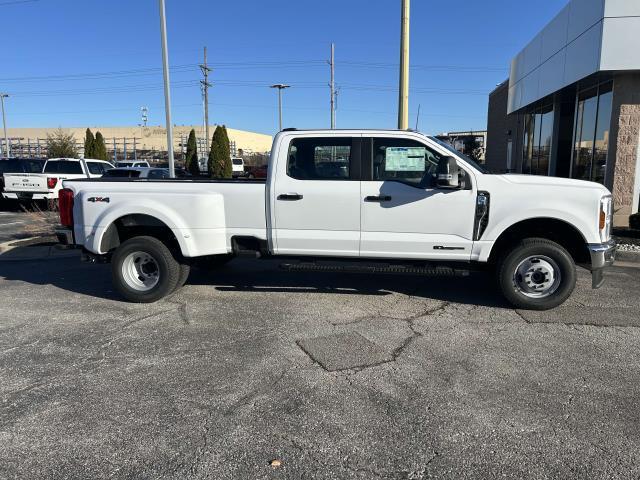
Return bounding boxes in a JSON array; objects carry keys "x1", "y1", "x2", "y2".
[
  {"x1": 86, "y1": 162, "x2": 105, "y2": 175},
  {"x1": 371, "y1": 138, "x2": 442, "y2": 187},
  {"x1": 287, "y1": 137, "x2": 353, "y2": 180}
]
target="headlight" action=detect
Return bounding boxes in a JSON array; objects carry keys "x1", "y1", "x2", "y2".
[{"x1": 599, "y1": 195, "x2": 612, "y2": 242}]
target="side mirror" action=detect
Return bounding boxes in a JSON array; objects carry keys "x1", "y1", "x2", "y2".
[{"x1": 436, "y1": 156, "x2": 459, "y2": 189}]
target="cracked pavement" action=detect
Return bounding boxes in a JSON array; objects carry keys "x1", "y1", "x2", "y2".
[{"x1": 1, "y1": 254, "x2": 639, "y2": 478}]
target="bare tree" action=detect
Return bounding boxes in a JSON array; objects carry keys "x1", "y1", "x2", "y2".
[{"x1": 46, "y1": 128, "x2": 78, "y2": 158}]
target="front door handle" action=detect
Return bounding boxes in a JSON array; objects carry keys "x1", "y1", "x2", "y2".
[
  {"x1": 365, "y1": 195, "x2": 392, "y2": 202},
  {"x1": 277, "y1": 193, "x2": 303, "y2": 201}
]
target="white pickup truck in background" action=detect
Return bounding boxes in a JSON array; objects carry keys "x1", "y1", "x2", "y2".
[
  {"x1": 55, "y1": 129, "x2": 615, "y2": 310},
  {"x1": 3, "y1": 158, "x2": 114, "y2": 203}
]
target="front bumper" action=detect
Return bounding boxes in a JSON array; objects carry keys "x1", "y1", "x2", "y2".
[{"x1": 587, "y1": 239, "x2": 616, "y2": 289}]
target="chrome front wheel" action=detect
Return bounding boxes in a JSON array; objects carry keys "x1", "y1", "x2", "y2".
[
  {"x1": 512, "y1": 255, "x2": 561, "y2": 299},
  {"x1": 498, "y1": 238, "x2": 576, "y2": 310}
]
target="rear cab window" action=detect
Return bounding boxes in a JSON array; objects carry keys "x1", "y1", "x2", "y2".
[
  {"x1": 44, "y1": 161, "x2": 83, "y2": 175},
  {"x1": 286, "y1": 137, "x2": 356, "y2": 180},
  {"x1": 0, "y1": 159, "x2": 45, "y2": 173}
]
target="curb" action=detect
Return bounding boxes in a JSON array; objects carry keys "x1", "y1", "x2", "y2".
[{"x1": 0, "y1": 238, "x2": 79, "y2": 262}]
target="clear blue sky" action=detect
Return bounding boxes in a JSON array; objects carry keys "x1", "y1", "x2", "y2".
[{"x1": 1, "y1": 0, "x2": 568, "y2": 136}]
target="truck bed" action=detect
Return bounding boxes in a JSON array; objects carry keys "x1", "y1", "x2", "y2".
[{"x1": 63, "y1": 177, "x2": 268, "y2": 257}]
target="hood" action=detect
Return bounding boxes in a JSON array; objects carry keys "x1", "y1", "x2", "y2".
[{"x1": 497, "y1": 174, "x2": 610, "y2": 193}]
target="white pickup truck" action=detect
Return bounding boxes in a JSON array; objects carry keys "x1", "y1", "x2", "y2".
[
  {"x1": 55, "y1": 129, "x2": 615, "y2": 310},
  {"x1": 2, "y1": 158, "x2": 114, "y2": 202}
]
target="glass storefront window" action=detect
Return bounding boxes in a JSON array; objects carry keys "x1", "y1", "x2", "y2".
[
  {"x1": 571, "y1": 82, "x2": 613, "y2": 184},
  {"x1": 522, "y1": 104, "x2": 554, "y2": 175},
  {"x1": 593, "y1": 87, "x2": 613, "y2": 184}
]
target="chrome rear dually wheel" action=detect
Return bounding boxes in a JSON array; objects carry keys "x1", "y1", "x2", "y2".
[
  {"x1": 121, "y1": 251, "x2": 160, "y2": 292},
  {"x1": 111, "y1": 236, "x2": 182, "y2": 303}
]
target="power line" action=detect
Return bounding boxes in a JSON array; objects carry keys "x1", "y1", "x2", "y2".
[
  {"x1": 0, "y1": 0, "x2": 40, "y2": 6},
  {"x1": 9, "y1": 80, "x2": 200, "y2": 97},
  {"x1": 0, "y1": 64, "x2": 199, "y2": 84}
]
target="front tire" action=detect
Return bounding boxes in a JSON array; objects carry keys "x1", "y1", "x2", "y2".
[
  {"x1": 497, "y1": 238, "x2": 576, "y2": 310},
  {"x1": 111, "y1": 236, "x2": 180, "y2": 303}
]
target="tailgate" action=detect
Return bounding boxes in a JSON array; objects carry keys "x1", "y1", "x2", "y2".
[{"x1": 3, "y1": 173, "x2": 49, "y2": 193}]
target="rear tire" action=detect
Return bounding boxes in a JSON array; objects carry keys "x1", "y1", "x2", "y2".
[
  {"x1": 497, "y1": 238, "x2": 576, "y2": 310},
  {"x1": 111, "y1": 236, "x2": 180, "y2": 303},
  {"x1": 174, "y1": 263, "x2": 191, "y2": 292}
]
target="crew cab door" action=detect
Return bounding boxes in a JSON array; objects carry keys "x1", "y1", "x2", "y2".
[
  {"x1": 359, "y1": 136, "x2": 476, "y2": 260},
  {"x1": 271, "y1": 135, "x2": 361, "y2": 256}
]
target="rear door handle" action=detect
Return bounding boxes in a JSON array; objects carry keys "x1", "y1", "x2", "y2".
[
  {"x1": 365, "y1": 195, "x2": 392, "y2": 202},
  {"x1": 277, "y1": 193, "x2": 303, "y2": 201}
]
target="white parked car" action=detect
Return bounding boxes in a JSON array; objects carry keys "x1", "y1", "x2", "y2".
[
  {"x1": 2, "y1": 158, "x2": 114, "y2": 202},
  {"x1": 116, "y1": 161, "x2": 150, "y2": 168},
  {"x1": 55, "y1": 129, "x2": 615, "y2": 309},
  {"x1": 231, "y1": 157, "x2": 245, "y2": 177}
]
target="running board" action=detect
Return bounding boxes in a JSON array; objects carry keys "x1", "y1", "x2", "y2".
[{"x1": 279, "y1": 261, "x2": 470, "y2": 277}]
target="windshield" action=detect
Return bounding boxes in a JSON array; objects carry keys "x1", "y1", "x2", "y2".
[
  {"x1": 428, "y1": 136, "x2": 489, "y2": 174},
  {"x1": 232, "y1": 159, "x2": 243, "y2": 165}
]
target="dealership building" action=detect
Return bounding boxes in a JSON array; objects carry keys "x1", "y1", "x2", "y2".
[{"x1": 485, "y1": 0, "x2": 640, "y2": 226}]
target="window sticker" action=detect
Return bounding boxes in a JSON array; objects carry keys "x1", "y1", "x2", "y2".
[{"x1": 385, "y1": 147, "x2": 426, "y2": 171}]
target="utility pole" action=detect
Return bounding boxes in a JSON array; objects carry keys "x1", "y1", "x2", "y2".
[
  {"x1": 158, "y1": 0, "x2": 175, "y2": 178},
  {"x1": 329, "y1": 43, "x2": 336, "y2": 129},
  {"x1": 270, "y1": 84, "x2": 290, "y2": 132},
  {"x1": 141, "y1": 106, "x2": 148, "y2": 127},
  {"x1": 415, "y1": 103, "x2": 421, "y2": 131},
  {"x1": 398, "y1": 0, "x2": 410, "y2": 130},
  {"x1": 0, "y1": 94, "x2": 9, "y2": 158},
  {"x1": 200, "y1": 46, "x2": 212, "y2": 154}
]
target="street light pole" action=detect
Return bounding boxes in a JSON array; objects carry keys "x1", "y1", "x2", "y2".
[
  {"x1": 270, "y1": 84, "x2": 290, "y2": 132},
  {"x1": 398, "y1": 0, "x2": 410, "y2": 130},
  {"x1": 158, "y1": 0, "x2": 175, "y2": 178},
  {"x1": 0, "y1": 94, "x2": 9, "y2": 158}
]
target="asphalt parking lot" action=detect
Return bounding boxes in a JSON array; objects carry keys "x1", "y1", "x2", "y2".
[
  {"x1": 0, "y1": 211, "x2": 30, "y2": 243},
  {"x1": 0, "y1": 250, "x2": 639, "y2": 479}
]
